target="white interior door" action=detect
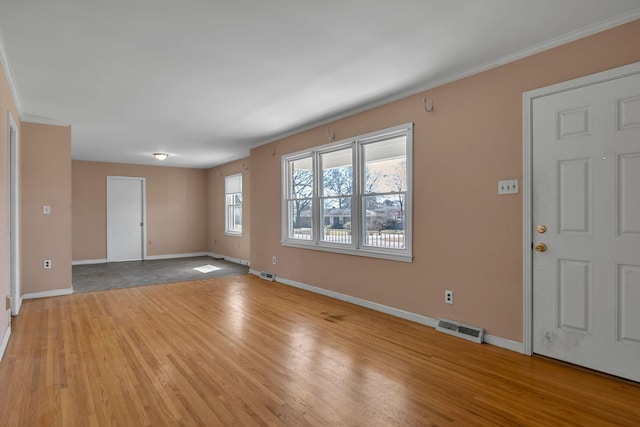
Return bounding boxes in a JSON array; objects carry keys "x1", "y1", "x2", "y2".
[
  {"x1": 107, "y1": 176, "x2": 145, "y2": 262},
  {"x1": 532, "y1": 71, "x2": 640, "y2": 382}
]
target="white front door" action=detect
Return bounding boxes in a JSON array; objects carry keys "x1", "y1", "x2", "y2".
[
  {"x1": 107, "y1": 176, "x2": 145, "y2": 262},
  {"x1": 532, "y1": 70, "x2": 640, "y2": 382}
]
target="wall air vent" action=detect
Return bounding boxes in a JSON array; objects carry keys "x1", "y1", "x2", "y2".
[
  {"x1": 259, "y1": 271, "x2": 275, "y2": 281},
  {"x1": 435, "y1": 318, "x2": 484, "y2": 344}
]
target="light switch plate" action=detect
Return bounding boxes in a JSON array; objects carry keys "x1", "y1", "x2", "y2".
[
  {"x1": 498, "y1": 179, "x2": 518, "y2": 195},
  {"x1": 43, "y1": 205, "x2": 51, "y2": 215}
]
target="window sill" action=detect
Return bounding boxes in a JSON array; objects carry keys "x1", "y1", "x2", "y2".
[
  {"x1": 225, "y1": 232, "x2": 243, "y2": 237},
  {"x1": 281, "y1": 240, "x2": 413, "y2": 263}
]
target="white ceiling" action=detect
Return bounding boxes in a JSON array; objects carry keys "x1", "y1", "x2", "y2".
[{"x1": 1, "y1": 1, "x2": 639, "y2": 169}]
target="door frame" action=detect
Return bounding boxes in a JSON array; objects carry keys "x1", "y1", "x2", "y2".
[
  {"x1": 106, "y1": 176, "x2": 147, "y2": 262},
  {"x1": 522, "y1": 61, "x2": 640, "y2": 356},
  {"x1": 7, "y1": 111, "x2": 20, "y2": 316}
]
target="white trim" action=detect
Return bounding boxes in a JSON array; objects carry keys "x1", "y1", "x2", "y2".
[
  {"x1": 222, "y1": 256, "x2": 250, "y2": 267},
  {"x1": 281, "y1": 123, "x2": 413, "y2": 262},
  {"x1": 0, "y1": 27, "x2": 22, "y2": 115},
  {"x1": 522, "y1": 60, "x2": 640, "y2": 356},
  {"x1": 252, "y1": 269, "x2": 525, "y2": 353},
  {"x1": 224, "y1": 173, "x2": 244, "y2": 236},
  {"x1": 206, "y1": 252, "x2": 250, "y2": 267},
  {"x1": 72, "y1": 258, "x2": 108, "y2": 265},
  {"x1": 0, "y1": 323, "x2": 10, "y2": 362},
  {"x1": 72, "y1": 253, "x2": 250, "y2": 266},
  {"x1": 21, "y1": 116, "x2": 71, "y2": 127},
  {"x1": 523, "y1": 89, "x2": 533, "y2": 356},
  {"x1": 10, "y1": 296, "x2": 21, "y2": 317},
  {"x1": 251, "y1": 10, "x2": 640, "y2": 151},
  {"x1": 281, "y1": 241, "x2": 413, "y2": 262},
  {"x1": 7, "y1": 111, "x2": 20, "y2": 316},
  {"x1": 144, "y1": 252, "x2": 210, "y2": 261},
  {"x1": 22, "y1": 288, "x2": 74, "y2": 300},
  {"x1": 483, "y1": 335, "x2": 525, "y2": 354}
]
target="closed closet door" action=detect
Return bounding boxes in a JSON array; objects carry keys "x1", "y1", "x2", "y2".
[{"x1": 107, "y1": 176, "x2": 145, "y2": 262}]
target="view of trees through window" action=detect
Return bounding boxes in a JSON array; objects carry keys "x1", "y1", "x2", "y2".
[
  {"x1": 284, "y1": 125, "x2": 411, "y2": 259},
  {"x1": 362, "y1": 136, "x2": 407, "y2": 249},
  {"x1": 289, "y1": 157, "x2": 313, "y2": 240}
]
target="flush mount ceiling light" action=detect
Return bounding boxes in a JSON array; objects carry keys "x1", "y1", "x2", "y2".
[{"x1": 153, "y1": 152, "x2": 169, "y2": 161}]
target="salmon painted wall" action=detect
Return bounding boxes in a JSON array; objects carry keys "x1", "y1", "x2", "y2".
[
  {"x1": 72, "y1": 161, "x2": 208, "y2": 261},
  {"x1": 207, "y1": 158, "x2": 250, "y2": 263},
  {"x1": 0, "y1": 62, "x2": 20, "y2": 350},
  {"x1": 21, "y1": 123, "x2": 72, "y2": 295},
  {"x1": 249, "y1": 20, "x2": 640, "y2": 343}
]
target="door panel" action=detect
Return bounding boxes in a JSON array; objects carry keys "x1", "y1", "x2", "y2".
[
  {"x1": 558, "y1": 158, "x2": 591, "y2": 234},
  {"x1": 618, "y1": 153, "x2": 640, "y2": 235},
  {"x1": 107, "y1": 177, "x2": 145, "y2": 262},
  {"x1": 532, "y1": 72, "x2": 640, "y2": 382},
  {"x1": 558, "y1": 259, "x2": 591, "y2": 333},
  {"x1": 618, "y1": 265, "x2": 640, "y2": 345}
]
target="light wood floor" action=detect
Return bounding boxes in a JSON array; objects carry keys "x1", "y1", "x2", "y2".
[{"x1": 1, "y1": 275, "x2": 638, "y2": 426}]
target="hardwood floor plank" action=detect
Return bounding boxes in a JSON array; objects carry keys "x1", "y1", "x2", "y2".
[{"x1": 0, "y1": 275, "x2": 638, "y2": 426}]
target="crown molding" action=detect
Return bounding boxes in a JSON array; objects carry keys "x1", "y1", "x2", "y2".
[
  {"x1": 21, "y1": 114, "x2": 71, "y2": 127},
  {"x1": 251, "y1": 9, "x2": 640, "y2": 150},
  {"x1": 0, "y1": 26, "x2": 22, "y2": 116}
]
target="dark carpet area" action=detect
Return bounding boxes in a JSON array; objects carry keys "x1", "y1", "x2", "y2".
[{"x1": 72, "y1": 256, "x2": 249, "y2": 293}]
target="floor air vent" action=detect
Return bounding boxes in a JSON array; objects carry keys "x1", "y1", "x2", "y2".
[
  {"x1": 259, "y1": 271, "x2": 275, "y2": 281},
  {"x1": 436, "y1": 318, "x2": 484, "y2": 344}
]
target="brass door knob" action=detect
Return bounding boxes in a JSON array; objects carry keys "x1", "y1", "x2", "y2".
[
  {"x1": 536, "y1": 224, "x2": 547, "y2": 233},
  {"x1": 534, "y1": 243, "x2": 547, "y2": 253}
]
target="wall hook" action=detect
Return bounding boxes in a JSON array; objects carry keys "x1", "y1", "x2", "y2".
[
  {"x1": 242, "y1": 163, "x2": 249, "y2": 170},
  {"x1": 423, "y1": 97, "x2": 434, "y2": 112},
  {"x1": 327, "y1": 129, "x2": 336, "y2": 141}
]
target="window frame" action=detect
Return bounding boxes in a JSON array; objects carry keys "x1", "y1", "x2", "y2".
[
  {"x1": 225, "y1": 173, "x2": 243, "y2": 236},
  {"x1": 281, "y1": 123, "x2": 413, "y2": 262}
]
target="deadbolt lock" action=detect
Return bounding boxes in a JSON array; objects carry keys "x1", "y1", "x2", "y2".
[
  {"x1": 536, "y1": 224, "x2": 547, "y2": 233},
  {"x1": 534, "y1": 243, "x2": 547, "y2": 253}
]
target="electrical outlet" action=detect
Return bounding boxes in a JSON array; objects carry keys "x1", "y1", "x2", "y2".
[
  {"x1": 445, "y1": 290, "x2": 454, "y2": 304},
  {"x1": 44, "y1": 259, "x2": 52, "y2": 269},
  {"x1": 272, "y1": 256, "x2": 277, "y2": 265}
]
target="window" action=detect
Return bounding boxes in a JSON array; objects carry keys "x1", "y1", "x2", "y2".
[
  {"x1": 282, "y1": 123, "x2": 412, "y2": 262},
  {"x1": 225, "y1": 173, "x2": 243, "y2": 235}
]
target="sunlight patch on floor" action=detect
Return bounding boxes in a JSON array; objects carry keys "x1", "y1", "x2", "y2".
[{"x1": 193, "y1": 265, "x2": 221, "y2": 273}]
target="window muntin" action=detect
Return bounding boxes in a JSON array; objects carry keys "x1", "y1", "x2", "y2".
[
  {"x1": 281, "y1": 123, "x2": 412, "y2": 262},
  {"x1": 225, "y1": 173, "x2": 243, "y2": 235}
]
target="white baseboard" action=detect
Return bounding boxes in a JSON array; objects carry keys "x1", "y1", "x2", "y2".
[
  {"x1": 72, "y1": 258, "x2": 108, "y2": 265},
  {"x1": 483, "y1": 334, "x2": 525, "y2": 353},
  {"x1": 251, "y1": 269, "x2": 525, "y2": 354},
  {"x1": 207, "y1": 253, "x2": 250, "y2": 267},
  {"x1": 145, "y1": 252, "x2": 209, "y2": 261},
  {"x1": 22, "y1": 287, "x2": 74, "y2": 300},
  {"x1": 0, "y1": 323, "x2": 11, "y2": 362},
  {"x1": 73, "y1": 253, "x2": 250, "y2": 267}
]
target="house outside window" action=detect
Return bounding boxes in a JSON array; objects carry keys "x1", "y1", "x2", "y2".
[
  {"x1": 282, "y1": 123, "x2": 412, "y2": 262},
  {"x1": 225, "y1": 173, "x2": 242, "y2": 235}
]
